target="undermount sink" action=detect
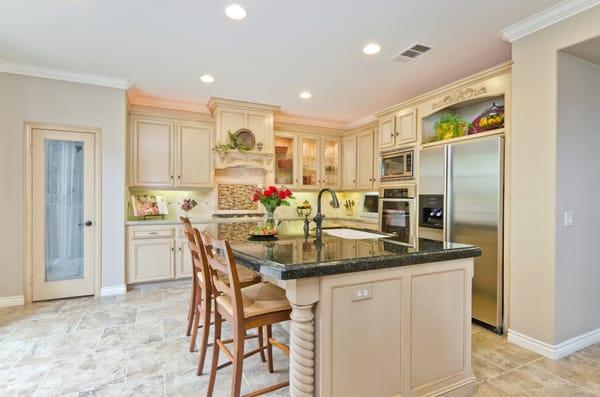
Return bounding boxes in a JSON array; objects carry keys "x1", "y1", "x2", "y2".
[{"x1": 323, "y1": 228, "x2": 387, "y2": 240}]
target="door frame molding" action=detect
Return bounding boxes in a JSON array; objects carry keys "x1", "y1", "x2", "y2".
[{"x1": 24, "y1": 123, "x2": 103, "y2": 303}]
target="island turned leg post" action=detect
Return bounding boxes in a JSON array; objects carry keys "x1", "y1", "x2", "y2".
[
  {"x1": 290, "y1": 303, "x2": 316, "y2": 397},
  {"x1": 285, "y1": 278, "x2": 320, "y2": 397}
]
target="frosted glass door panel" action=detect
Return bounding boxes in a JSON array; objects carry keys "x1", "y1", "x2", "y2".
[
  {"x1": 32, "y1": 129, "x2": 95, "y2": 301},
  {"x1": 44, "y1": 140, "x2": 85, "y2": 282}
]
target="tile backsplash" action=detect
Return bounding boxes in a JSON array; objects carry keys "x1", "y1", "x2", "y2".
[{"x1": 127, "y1": 188, "x2": 373, "y2": 221}]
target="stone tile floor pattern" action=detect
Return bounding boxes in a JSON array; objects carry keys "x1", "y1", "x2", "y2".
[{"x1": 0, "y1": 279, "x2": 598, "y2": 396}]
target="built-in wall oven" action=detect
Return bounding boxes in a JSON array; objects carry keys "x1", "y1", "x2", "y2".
[
  {"x1": 378, "y1": 185, "x2": 416, "y2": 246},
  {"x1": 380, "y1": 149, "x2": 414, "y2": 181}
]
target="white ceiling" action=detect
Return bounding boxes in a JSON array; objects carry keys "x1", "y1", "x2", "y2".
[{"x1": 0, "y1": 0, "x2": 562, "y2": 124}]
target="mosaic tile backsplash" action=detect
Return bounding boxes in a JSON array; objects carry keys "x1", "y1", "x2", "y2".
[{"x1": 218, "y1": 184, "x2": 258, "y2": 210}]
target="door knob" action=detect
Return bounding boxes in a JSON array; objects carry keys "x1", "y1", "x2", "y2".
[{"x1": 84, "y1": 221, "x2": 93, "y2": 227}]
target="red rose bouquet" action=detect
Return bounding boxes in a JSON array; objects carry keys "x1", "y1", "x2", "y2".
[{"x1": 250, "y1": 186, "x2": 294, "y2": 235}]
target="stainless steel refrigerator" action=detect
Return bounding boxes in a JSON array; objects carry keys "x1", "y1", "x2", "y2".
[{"x1": 419, "y1": 136, "x2": 504, "y2": 332}]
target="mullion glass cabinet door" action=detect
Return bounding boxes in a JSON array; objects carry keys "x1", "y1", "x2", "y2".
[
  {"x1": 274, "y1": 135, "x2": 297, "y2": 188},
  {"x1": 300, "y1": 137, "x2": 319, "y2": 188},
  {"x1": 321, "y1": 139, "x2": 340, "y2": 188}
]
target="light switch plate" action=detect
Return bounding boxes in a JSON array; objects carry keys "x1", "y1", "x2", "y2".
[
  {"x1": 351, "y1": 285, "x2": 373, "y2": 302},
  {"x1": 564, "y1": 210, "x2": 574, "y2": 227}
]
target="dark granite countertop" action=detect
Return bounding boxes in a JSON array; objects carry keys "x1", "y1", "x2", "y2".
[{"x1": 207, "y1": 220, "x2": 481, "y2": 280}]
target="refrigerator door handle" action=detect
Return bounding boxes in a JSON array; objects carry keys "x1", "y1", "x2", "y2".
[{"x1": 444, "y1": 145, "x2": 452, "y2": 242}]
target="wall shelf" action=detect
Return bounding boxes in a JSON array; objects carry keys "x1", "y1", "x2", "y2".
[{"x1": 420, "y1": 128, "x2": 505, "y2": 149}]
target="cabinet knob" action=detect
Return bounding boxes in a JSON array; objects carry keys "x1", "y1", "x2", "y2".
[
  {"x1": 170, "y1": 175, "x2": 174, "y2": 180},
  {"x1": 178, "y1": 175, "x2": 181, "y2": 180}
]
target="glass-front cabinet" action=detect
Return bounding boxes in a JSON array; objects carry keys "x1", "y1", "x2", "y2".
[
  {"x1": 274, "y1": 134, "x2": 297, "y2": 187},
  {"x1": 321, "y1": 138, "x2": 340, "y2": 188},
  {"x1": 274, "y1": 133, "x2": 341, "y2": 190},
  {"x1": 299, "y1": 136, "x2": 319, "y2": 189}
]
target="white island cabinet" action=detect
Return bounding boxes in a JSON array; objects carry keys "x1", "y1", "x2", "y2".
[{"x1": 231, "y1": 233, "x2": 479, "y2": 397}]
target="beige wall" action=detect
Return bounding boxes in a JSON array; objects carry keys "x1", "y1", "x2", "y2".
[
  {"x1": 510, "y1": 6, "x2": 600, "y2": 345},
  {"x1": 0, "y1": 73, "x2": 127, "y2": 298},
  {"x1": 555, "y1": 52, "x2": 600, "y2": 343}
]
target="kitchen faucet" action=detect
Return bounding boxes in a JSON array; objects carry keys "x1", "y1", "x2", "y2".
[{"x1": 313, "y1": 188, "x2": 340, "y2": 240}]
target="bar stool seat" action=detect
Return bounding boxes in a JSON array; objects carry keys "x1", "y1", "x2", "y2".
[
  {"x1": 197, "y1": 264, "x2": 260, "y2": 286},
  {"x1": 216, "y1": 281, "x2": 291, "y2": 318}
]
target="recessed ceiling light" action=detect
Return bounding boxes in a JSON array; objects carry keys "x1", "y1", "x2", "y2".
[
  {"x1": 363, "y1": 43, "x2": 382, "y2": 55},
  {"x1": 225, "y1": 4, "x2": 247, "y2": 20},
  {"x1": 200, "y1": 74, "x2": 215, "y2": 84},
  {"x1": 299, "y1": 91, "x2": 312, "y2": 99}
]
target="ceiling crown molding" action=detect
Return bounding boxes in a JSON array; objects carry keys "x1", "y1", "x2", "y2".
[
  {"x1": 128, "y1": 90, "x2": 210, "y2": 114},
  {"x1": 500, "y1": 0, "x2": 600, "y2": 43},
  {"x1": 0, "y1": 61, "x2": 131, "y2": 89}
]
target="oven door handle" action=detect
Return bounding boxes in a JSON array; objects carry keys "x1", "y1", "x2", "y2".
[{"x1": 379, "y1": 198, "x2": 415, "y2": 202}]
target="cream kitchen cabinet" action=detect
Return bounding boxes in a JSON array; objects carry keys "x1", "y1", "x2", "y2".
[
  {"x1": 292, "y1": 134, "x2": 341, "y2": 190},
  {"x1": 342, "y1": 128, "x2": 378, "y2": 190},
  {"x1": 342, "y1": 135, "x2": 357, "y2": 189},
  {"x1": 130, "y1": 116, "x2": 213, "y2": 188},
  {"x1": 379, "y1": 115, "x2": 395, "y2": 149},
  {"x1": 395, "y1": 108, "x2": 417, "y2": 145},
  {"x1": 378, "y1": 108, "x2": 417, "y2": 151},
  {"x1": 128, "y1": 237, "x2": 175, "y2": 283},
  {"x1": 127, "y1": 224, "x2": 214, "y2": 284},
  {"x1": 356, "y1": 129, "x2": 375, "y2": 189}
]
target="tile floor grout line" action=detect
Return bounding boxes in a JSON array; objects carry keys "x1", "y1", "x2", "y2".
[{"x1": 533, "y1": 363, "x2": 600, "y2": 396}]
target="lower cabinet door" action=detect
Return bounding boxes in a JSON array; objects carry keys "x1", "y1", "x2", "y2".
[
  {"x1": 176, "y1": 239, "x2": 194, "y2": 279},
  {"x1": 129, "y1": 238, "x2": 175, "y2": 283}
]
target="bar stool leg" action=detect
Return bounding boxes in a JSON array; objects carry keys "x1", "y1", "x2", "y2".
[
  {"x1": 258, "y1": 326, "x2": 266, "y2": 363},
  {"x1": 207, "y1": 311, "x2": 222, "y2": 397},
  {"x1": 231, "y1": 325, "x2": 246, "y2": 397},
  {"x1": 265, "y1": 324, "x2": 274, "y2": 373},
  {"x1": 197, "y1": 293, "x2": 212, "y2": 375},
  {"x1": 189, "y1": 285, "x2": 202, "y2": 352},
  {"x1": 186, "y1": 281, "x2": 197, "y2": 336}
]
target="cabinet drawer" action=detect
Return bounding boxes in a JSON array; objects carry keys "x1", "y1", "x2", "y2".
[{"x1": 132, "y1": 228, "x2": 175, "y2": 239}]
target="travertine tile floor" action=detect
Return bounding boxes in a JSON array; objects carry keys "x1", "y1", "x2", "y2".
[{"x1": 0, "y1": 280, "x2": 598, "y2": 396}]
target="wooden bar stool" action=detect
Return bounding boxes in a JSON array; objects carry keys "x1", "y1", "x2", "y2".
[
  {"x1": 201, "y1": 232, "x2": 291, "y2": 397},
  {"x1": 180, "y1": 218, "x2": 262, "y2": 355}
]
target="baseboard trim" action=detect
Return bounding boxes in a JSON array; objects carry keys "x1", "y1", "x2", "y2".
[
  {"x1": 100, "y1": 285, "x2": 127, "y2": 296},
  {"x1": 0, "y1": 295, "x2": 25, "y2": 308},
  {"x1": 508, "y1": 327, "x2": 600, "y2": 360}
]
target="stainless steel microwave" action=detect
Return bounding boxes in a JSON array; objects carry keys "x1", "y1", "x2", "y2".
[{"x1": 381, "y1": 150, "x2": 414, "y2": 181}]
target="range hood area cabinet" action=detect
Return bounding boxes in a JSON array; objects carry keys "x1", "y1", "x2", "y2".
[
  {"x1": 275, "y1": 132, "x2": 341, "y2": 190},
  {"x1": 208, "y1": 97, "x2": 279, "y2": 153},
  {"x1": 342, "y1": 127, "x2": 379, "y2": 190},
  {"x1": 378, "y1": 107, "x2": 417, "y2": 151},
  {"x1": 129, "y1": 115, "x2": 214, "y2": 188}
]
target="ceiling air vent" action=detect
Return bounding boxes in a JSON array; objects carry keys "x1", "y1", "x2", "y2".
[{"x1": 390, "y1": 43, "x2": 432, "y2": 62}]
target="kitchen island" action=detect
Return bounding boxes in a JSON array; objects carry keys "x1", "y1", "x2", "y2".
[{"x1": 214, "y1": 221, "x2": 481, "y2": 397}]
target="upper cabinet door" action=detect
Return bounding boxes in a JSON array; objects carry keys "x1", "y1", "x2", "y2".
[
  {"x1": 177, "y1": 123, "x2": 213, "y2": 188},
  {"x1": 321, "y1": 138, "x2": 341, "y2": 188},
  {"x1": 356, "y1": 130, "x2": 375, "y2": 189},
  {"x1": 299, "y1": 136, "x2": 319, "y2": 189},
  {"x1": 395, "y1": 108, "x2": 417, "y2": 145},
  {"x1": 247, "y1": 112, "x2": 273, "y2": 152},
  {"x1": 132, "y1": 118, "x2": 174, "y2": 187},
  {"x1": 342, "y1": 136, "x2": 357, "y2": 189},
  {"x1": 274, "y1": 134, "x2": 298, "y2": 188},
  {"x1": 379, "y1": 115, "x2": 395, "y2": 150}
]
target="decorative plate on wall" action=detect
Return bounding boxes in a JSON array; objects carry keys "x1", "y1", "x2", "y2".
[{"x1": 234, "y1": 128, "x2": 256, "y2": 150}]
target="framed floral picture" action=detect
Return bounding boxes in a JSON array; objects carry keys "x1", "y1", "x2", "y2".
[{"x1": 131, "y1": 195, "x2": 169, "y2": 217}]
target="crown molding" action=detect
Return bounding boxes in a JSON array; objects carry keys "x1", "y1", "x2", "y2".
[
  {"x1": 0, "y1": 61, "x2": 131, "y2": 89},
  {"x1": 344, "y1": 114, "x2": 379, "y2": 132},
  {"x1": 129, "y1": 91, "x2": 210, "y2": 114},
  {"x1": 207, "y1": 97, "x2": 281, "y2": 114},
  {"x1": 274, "y1": 113, "x2": 346, "y2": 132},
  {"x1": 500, "y1": 0, "x2": 600, "y2": 43}
]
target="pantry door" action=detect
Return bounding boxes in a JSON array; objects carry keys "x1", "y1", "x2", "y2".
[{"x1": 31, "y1": 128, "x2": 97, "y2": 301}]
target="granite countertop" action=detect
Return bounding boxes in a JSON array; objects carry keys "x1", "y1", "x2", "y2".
[{"x1": 212, "y1": 220, "x2": 481, "y2": 280}]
